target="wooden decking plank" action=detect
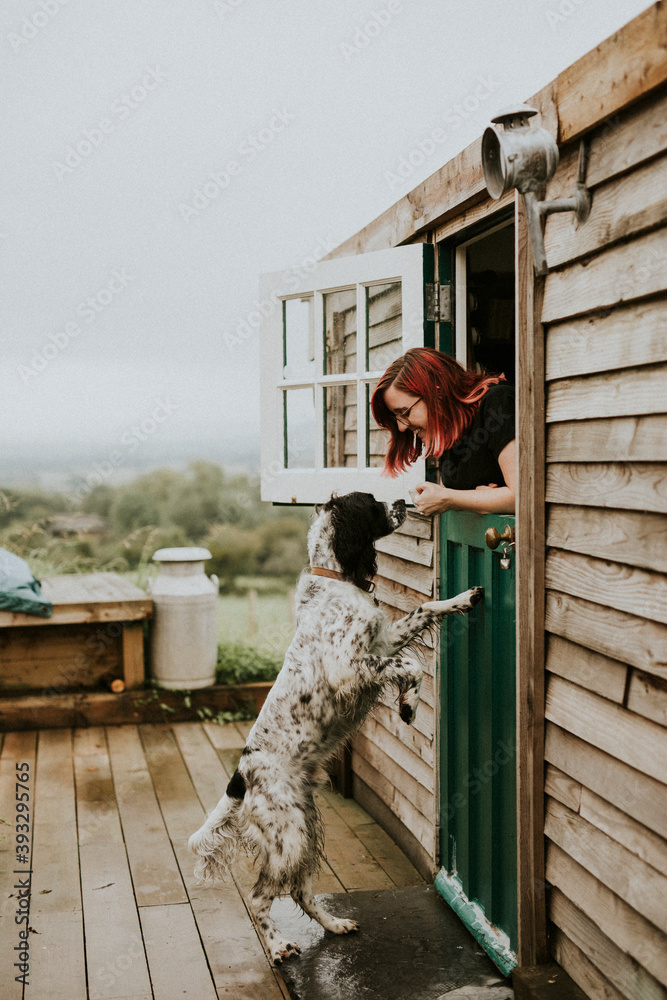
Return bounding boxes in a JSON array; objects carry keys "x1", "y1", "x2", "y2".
[
  {"x1": 140, "y1": 902, "x2": 217, "y2": 1000},
  {"x1": 106, "y1": 725, "x2": 187, "y2": 906},
  {"x1": 316, "y1": 792, "x2": 395, "y2": 891},
  {"x1": 202, "y1": 721, "x2": 250, "y2": 751},
  {"x1": 73, "y1": 727, "x2": 124, "y2": 848},
  {"x1": 141, "y1": 725, "x2": 286, "y2": 994},
  {"x1": 172, "y1": 722, "x2": 231, "y2": 814},
  {"x1": 0, "y1": 730, "x2": 36, "y2": 1000},
  {"x1": 73, "y1": 726, "x2": 153, "y2": 997},
  {"x1": 30, "y1": 729, "x2": 87, "y2": 999},
  {"x1": 319, "y1": 787, "x2": 424, "y2": 887},
  {"x1": 80, "y1": 843, "x2": 152, "y2": 1000},
  {"x1": 354, "y1": 823, "x2": 425, "y2": 887}
]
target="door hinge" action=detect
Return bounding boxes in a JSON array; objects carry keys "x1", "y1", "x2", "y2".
[{"x1": 426, "y1": 283, "x2": 452, "y2": 323}]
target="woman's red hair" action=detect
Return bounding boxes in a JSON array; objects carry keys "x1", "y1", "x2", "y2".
[{"x1": 371, "y1": 347, "x2": 505, "y2": 477}]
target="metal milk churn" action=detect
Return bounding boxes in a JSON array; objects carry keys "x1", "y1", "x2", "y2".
[{"x1": 149, "y1": 547, "x2": 218, "y2": 689}]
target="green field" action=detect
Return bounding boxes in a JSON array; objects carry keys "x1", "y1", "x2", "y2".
[{"x1": 217, "y1": 589, "x2": 294, "y2": 661}]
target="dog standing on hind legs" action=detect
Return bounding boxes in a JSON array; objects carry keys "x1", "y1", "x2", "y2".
[{"x1": 189, "y1": 491, "x2": 482, "y2": 964}]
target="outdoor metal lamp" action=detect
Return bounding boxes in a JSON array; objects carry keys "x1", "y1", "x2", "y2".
[{"x1": 482, "y1": 105, "x2": 591, "y2": 275}]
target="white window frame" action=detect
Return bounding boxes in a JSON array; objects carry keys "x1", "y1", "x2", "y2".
[{"x1": 260, "y1": 244, "x2": 430, "y2": 504}]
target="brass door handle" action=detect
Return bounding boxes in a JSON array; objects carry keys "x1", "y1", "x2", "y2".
[{"x1": 485, "y1": 525, "x2": 515, "y2": 550}]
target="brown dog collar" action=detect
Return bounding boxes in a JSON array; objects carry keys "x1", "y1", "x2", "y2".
[{"x1": 311, "y1": 566, "x2": 374, "y2": 593}]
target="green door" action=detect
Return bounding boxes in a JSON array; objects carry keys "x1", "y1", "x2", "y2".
[
  {"x1": 434, "y1": 217, "x2": 517, "y2": 974},
  {"x1": 436, "y1": 512, "x2": 517, "y2": 973}
]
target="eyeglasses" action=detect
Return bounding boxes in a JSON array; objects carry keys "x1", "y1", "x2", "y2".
[{"x1": 392, "y1": 397, "x2": 422, "y2": 428}]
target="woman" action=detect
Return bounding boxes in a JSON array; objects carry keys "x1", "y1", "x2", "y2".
[{"x1": 371, "y1": 347, "x2": 516, "y2": 515}]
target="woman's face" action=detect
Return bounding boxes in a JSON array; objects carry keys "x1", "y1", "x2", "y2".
[{"x1": 383, "y1": 384, "x2": 428, "y2": 440}]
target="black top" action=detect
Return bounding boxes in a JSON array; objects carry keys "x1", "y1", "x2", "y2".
[{"x1": 439, "y1": 383, "x2": 515, "y2": 490}]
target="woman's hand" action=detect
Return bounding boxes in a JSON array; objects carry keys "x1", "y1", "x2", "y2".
[{"x1": 413, "y1": 482, "x2": 456, "y2": 516}]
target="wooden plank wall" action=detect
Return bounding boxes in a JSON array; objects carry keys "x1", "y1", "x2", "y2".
[
  {"x1": 541, "y1": 83, "x2": 667, "y2": 1000},
  {"x1": 353, "y1": 510, "x2": 438, "y2": 877}
]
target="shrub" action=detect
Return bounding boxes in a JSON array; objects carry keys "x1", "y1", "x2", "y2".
[{"x1": 216, "y1": 641, "x2": 282, "y2": 686}]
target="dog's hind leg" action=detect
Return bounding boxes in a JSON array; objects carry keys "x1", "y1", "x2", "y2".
[
  {"x1": 249, "y1": 890, "x2": 301, "y2": 965},
  {"x1": 291, "y1": 873, "x2": 359, "y2": 935}
]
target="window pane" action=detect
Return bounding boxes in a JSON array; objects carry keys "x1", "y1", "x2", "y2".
[
  {"x1": 324, "y1": 384, "x2": 356, "y2": 468},
  {"x1": 366, "y1": 383, "x2": 390, "y2": 468},
  {"x1": 366, "y1": 281, "x2": 402, "y2": 372},
  {"x1": 324, "y1": 288, "x2": 356, "y2": 376},
  {"x1": 284, "y1": 388, "x2": 315, "y2": 468},
  {"x1": 283, "y1": 297, "x2": 314, "y2": 379}
]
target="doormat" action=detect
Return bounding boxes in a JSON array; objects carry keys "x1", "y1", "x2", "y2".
[{"x1": 271, "y1": 884, "x2": 513, "y2": 1000}]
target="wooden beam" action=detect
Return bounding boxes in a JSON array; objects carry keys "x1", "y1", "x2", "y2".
[
  {"x1": 557, "y1": 2, "x2": 667, "y2": 144},
  {"x1": 545, "y1": 299, "x2": 667, "y2": 381},
  {"x1": 546, "y1": 461, "x2": 667, "y2": 514},
  {"x1": 546, "y1": 843, "x2": 667, "y2": 988},
  {"x1": 544, "y1": 150, "x2": 667, "y2": 269},
  {"x1": 546, "y1": 798, "x2": 667, "y2": 933},
  {"x1": 121, "y1": 620, "x2": 146, "y2": 689},
  {"x1": 542, "y1": 226, "x2": 667, "y2": 324},
  {"x1": 545, "y1": 589, "x2": 667, "y2": 681},
  {"x1": 546, "y1": 504, "x2": 667, "y2": 574},
  {"x1": 547, "y1": 414, "x2": 667, "y2": 463},
  {"x1": 515, "y1": 192, "x2": 548, "y2": 966},
  {"x1": 545, "y1": 548, "x2": 667, "y2": 625},
  {"x1": 0, "y1": 682, "x2": 273, "y2": 731},
  {"x1": 546, "y1": 674, "x2": 667, "y2": 782},
  {"x1": 546, "y1": 363, "x2": 667, "y2": 423},
  {"x1": 545, "y1": 722, "x2": 667, "y2": 841},
  {"x1": 546, "y1": 633, "x2": 627, "y2": 704}
]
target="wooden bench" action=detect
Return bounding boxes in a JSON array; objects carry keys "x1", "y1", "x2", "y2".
[{"x1": 0, "y1": 572, "x2": 152, "y2": 693}]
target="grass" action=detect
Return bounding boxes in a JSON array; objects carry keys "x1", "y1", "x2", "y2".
[{"x1": 216, "y1": 589, "x2": 295, "y2": 661}]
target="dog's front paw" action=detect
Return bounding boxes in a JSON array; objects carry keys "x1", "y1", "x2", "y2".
[
  {"x1": 468, "y1": 586, "x2": 484, "y2": 606},
  {"x1": 399, "y1": 679, "x2": 421, "y2": 725}
]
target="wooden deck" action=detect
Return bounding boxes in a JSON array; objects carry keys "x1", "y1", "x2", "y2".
[{"x1": 0, "y1": 721, "x2": 424, "y2": 1000}]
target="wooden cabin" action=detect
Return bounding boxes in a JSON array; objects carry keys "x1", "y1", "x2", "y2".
[{"x1": 259, "y1": 4, "x2": 667, "y2": 995}]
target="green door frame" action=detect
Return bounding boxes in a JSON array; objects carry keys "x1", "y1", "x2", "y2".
[{"x1": 434, "y1": 214, "x2": 519, "y2": 975}]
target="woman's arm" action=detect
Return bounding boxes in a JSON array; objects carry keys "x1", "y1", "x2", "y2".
[{"x1": 414, "y1": 440, "x2": 516, "y2": 515}]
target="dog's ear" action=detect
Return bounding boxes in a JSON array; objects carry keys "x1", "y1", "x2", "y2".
[{"x1": 330, "y1": 499, "x2": 378, "y2": 589}]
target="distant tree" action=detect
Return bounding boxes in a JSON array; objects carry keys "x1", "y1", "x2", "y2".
[
  {"x1": 256, "y1": 515, "x2": 309, "y2": 576},
  {"x1": 110, "y1": 488, "x2": 161, "y2": 534},
  {"x1": 204, "y1": 523, "x2": 259, "y2": 589},
  {"x1": 168, "y1": 460, "x2": 226, "y2": 539},
  {"x1": 80, "y1": 484, "x2": 115, "y2": 519},
  {"x1": 0, "y1": 486, "x2": 72, "y2": 527}
]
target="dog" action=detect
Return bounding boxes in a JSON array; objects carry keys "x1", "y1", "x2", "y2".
[{"x1": 189, "y1": 491, "x2": 482, "y2": 964}]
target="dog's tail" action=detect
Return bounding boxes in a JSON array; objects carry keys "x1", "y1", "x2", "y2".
[{"x1": 188, "y1": 768, "x2": 247, "y2": 885}]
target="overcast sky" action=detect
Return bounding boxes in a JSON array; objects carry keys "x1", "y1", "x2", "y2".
[{"x1": 1, "y1": 0, "x2": 651, "y2": 475}]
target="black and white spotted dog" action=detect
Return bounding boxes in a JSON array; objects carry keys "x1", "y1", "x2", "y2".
[{"x1": 189, "y1": 492, "x2": 482, "y2": 964}]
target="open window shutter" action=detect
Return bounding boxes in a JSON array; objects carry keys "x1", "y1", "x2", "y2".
[{"x1": 259, "y1": 243, "x2": 434, "y2": 504}]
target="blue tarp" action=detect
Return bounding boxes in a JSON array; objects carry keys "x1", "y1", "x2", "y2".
[{"x1": 0, "y1": 549, "x2": 52, "y2": 617}]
